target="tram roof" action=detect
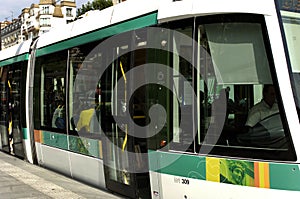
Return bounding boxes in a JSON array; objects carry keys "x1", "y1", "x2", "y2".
[
  {"x1": 36, "y1": 0, "x2": 276, "y2": 50},
  {"x1": 158, "y1": 0, "x2": 275, "y2": 23},
  {"x1": 36, "y1": 0, "x2": 159, "y2": 51},
  {"x1": 1, "y1": 0, "x2": 277, "y2": 61},
  {"x1": 0, "y1": 39, "x2": 32, "y2": 67}
]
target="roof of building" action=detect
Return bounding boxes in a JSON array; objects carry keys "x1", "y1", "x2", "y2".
[
  {"x1": 39, "y1": 0, "x2": 56, "y2": 6},
  {"x1": 53, "y1": 5, "x2": 63, "y2": 18}
]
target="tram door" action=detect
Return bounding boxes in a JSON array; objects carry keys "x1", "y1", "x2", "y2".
[
  {"x1": 0, "y1": 65, "x2": 25, "y2": 158},
  {"x1": 0, "y1": 67, "x2": 9, "y2": 152},
  {"x1": 102, "y1": 36, "x2": 151, "y2": 198}
]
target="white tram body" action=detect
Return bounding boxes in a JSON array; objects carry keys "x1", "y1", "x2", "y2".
[{"x1": 1, "y1": 0, "x2": 300, "y2": 198}]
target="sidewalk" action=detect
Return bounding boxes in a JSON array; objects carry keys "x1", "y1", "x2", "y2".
[{"x1": 0, "y1": 152, "x2": 124, "y2": 199}]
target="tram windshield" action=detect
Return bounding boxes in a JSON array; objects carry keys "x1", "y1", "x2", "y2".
[
  {"x1": 155, "y1": 13, "x2": 295, "y2": 160},
  {"x1": 278, "y1": 0, "x2": 300, "y2": 118}
]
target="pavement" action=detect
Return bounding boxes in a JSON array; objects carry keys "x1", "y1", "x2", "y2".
[{"x1": 0, "y1": 152, "x2": 125, "y2": 199}]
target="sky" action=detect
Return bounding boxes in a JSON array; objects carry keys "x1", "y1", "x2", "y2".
[{"x1": 0, "y1": 0, "x2": 89, "y2": 21}]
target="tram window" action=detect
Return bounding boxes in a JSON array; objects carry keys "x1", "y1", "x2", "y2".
[
  {"x1": 280, "y1": 10, "x2": 300, "y2": 116},
  {"x1": 69, "y1": 42, "x2": 102, "y2": 135},
  {"x1": 0, "y1": 66, "x2": 10, "y2": 149},
  {"x1": 161, "y1": 14, "x2": 295, "y2": 160},
  {"x1": 195, "y1": 14, "x2": 294, "y2": 160},
  {"x1": 34, "y1": 51, "x2": 67, "y2": 132},
  {"x1": 169, "y1": 26, "x2": 196, "y2": 152}
]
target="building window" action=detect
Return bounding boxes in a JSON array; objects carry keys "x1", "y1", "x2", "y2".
[
  {"x1": 66, "y1": 8, "x2": 73, "y2": 17},
  {"x1": 40, "y1": 18, "x2": 51, "y2": 27},
  {"x1": 42, "y1": 6, "x2": 50, "y2": 15}
]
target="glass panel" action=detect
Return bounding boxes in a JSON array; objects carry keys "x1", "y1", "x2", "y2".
[
  {"x1": 145, "y1": 30, "x2": 172, "y2": 151},
  {"x1": 278, "y1": 0, "x2": 300, "y2": 112},
  {"x1": 0, "y1": 64, "x2": 25, "y2": 157},
  {"x1": 103, "y1": 46, "x2": 132, "y2": 185},
  {"x1": 197, "y1": 14, "x2": 291, "y2": 157},
  {"x1": 160, "y1": 14, "x2": 295, "y2": 160},
  {"x1": 69, "y1": 44, "x2": 102, "y2": 135},
  {"x1": 8, "y1": 66, "x2": 24, "y2": 157},
  {"x1": 171, "y1": 26, "x2": 196, "y2": 152},
  {"x1": 278, "y1": 0, "x2": 300, "y2": 12},
  {"x1": 35, "y1": 52, "x2": 67, "y2": 131},
  {"x1": 205, "y1": 23, "x2": 272, "y2": 84},
  {"x1": 0, "y1": 67, "x2": 10, "y2": 151}
]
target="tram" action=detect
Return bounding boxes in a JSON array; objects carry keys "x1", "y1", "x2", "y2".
[{"x1": 1, "y1": 0, "x2": 300, "y2": 198}]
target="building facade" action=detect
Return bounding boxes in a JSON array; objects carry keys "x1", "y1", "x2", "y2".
[
  {"x1": 1, "y1": 0, "x2": 76, "y2": 50},
  {"x1": 1, "y1": 19, "x2": 22, "y2": 49},
  {"x1": 0, "y1": 0, "x2": 124, "y2": 51},
  {"x1": 112, "y1": 0, "x2": 126, "y2": 4},
  {"x1": 21, "y1": 0, "x2": 77, "y2": 41}
]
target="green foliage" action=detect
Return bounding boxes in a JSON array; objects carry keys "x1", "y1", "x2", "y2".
[{"x1": 76, "y1": 0, "x2": 113, "y2": 17}]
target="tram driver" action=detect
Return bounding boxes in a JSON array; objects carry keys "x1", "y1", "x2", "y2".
[
  {"x1": 245, "y1": 84, "x2": 278, "y2": 128},
  {"x1": 236, "y1": 85, "x2": 286, "y2": 148}
]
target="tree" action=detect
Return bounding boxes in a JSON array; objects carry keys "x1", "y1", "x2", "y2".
[{"x1": 76, "y1": 0, "x2": 113, "y2": 17}]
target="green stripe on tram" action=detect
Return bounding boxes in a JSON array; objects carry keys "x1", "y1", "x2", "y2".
[
  {"x1": 41, "y1": 131, "x2": 101, "y2": 158},
  {"x1": 36, "y1": 12, "x2": 158, "y2": 57},
  {"x1": 68, "y1": 135, "x2": 100, "y2": 158},
  {"x1": 22, "y1": 128, "x2": 28, "y2": 140},
  {"x1": 42, "y1": 131, "x2": 68, "y2": 150},
  {"x1": 149, "y1": 150, "x2": 300, "y2": 192},
  {"x1": 148, "y1": 150, "x2": 206, "y2": 180},
  {"x1": 0, "y1": 53, "x2": 29, "y2": 67},
  {"x1": 269, "y1": 164, "x2": 300, "y2": 191}
]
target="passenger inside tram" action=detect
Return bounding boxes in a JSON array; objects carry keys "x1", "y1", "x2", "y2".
[
  {"x1": 51, "y1": 93, "x2": 65, "y2": 130},
  {"x1": 76, "y1": 89, "x2": 101, "y2": 134}
]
